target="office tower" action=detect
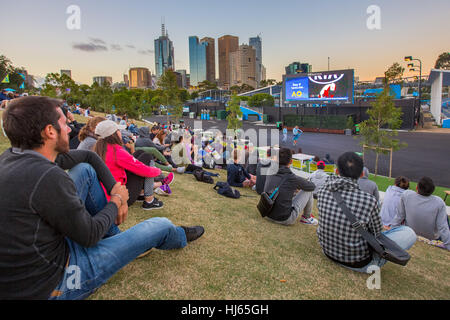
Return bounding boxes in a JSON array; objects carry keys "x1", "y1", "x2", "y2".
[
  {"x1": 200, "y1": 37, "x2": 216, "y2": 83},
  {"x1": 60, "y1": 70, "x2": 72, "y2": 78},
  {"x1": 123, "y1": 74, "x2": 129, "y2": 87},
  {"x1": 249, "y1": 36, "x2": 262, "y2": 87},
  {"x1": 230, "y1": 44, "x2": 257, "y2": 89},
  {"x1": 285, "y1": 62, "x2": 312, "y2": 75},
  {"x1": 261, "y1": 65, "x2": 267, "y2": 83},
  {"x1": 128, "y1": 67, "x2": 151, "y2": 88},
  {"x1": 176, "y1": 69, "x2": 188, "y2": 88},
  {"x1": 218, "y1": 35, "x2": 239, "y2": 89},
  {"x1": 154, "y1": 22, "x2": 175, "y2": 78},
  {"x1": 189, "y1": 36, "x2": 207, "y2": 86},
  {"x1": 93, "y1": 76, "x2": 113, "y2": 86}
]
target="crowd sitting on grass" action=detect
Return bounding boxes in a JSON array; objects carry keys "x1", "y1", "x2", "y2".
[{"x1": 0, "y1": 96, "x2": 448, "y2": 300}]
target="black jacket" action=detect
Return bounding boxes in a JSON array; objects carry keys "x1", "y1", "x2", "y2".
[
  {"x1": 264, "y1": 166, "x2": 315, "y2": 221},
  {"x1": 227, "y1": 163, "x2": 250, "y2": 187}
]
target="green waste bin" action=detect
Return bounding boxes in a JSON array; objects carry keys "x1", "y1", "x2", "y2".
[
  {"x1": 263, "y1": 114, "x2": 270, "y2": 124},
  {"x1": 217, "y1": 110, "x2": 227, "y2": 120}
]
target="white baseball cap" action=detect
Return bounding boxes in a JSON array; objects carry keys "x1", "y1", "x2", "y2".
[{"x1": 95, "y1": 120, "x2": 127, "y2": 139}]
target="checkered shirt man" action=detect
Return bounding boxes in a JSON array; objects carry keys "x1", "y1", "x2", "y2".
[{"x1": 317, "y1": 175, "x2": 383, "y2": 264}]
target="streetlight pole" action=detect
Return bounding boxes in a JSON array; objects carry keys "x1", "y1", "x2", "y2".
[{"x1": 405, "y1": 56, "x2": 422, "y2": 125}]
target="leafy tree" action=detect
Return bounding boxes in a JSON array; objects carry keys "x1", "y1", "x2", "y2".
[
  {"x1": 248, "y1": 93, "x2": 274, "y2": 108},
  {"x1": 259, "y1": 79, "x2": 277, "y2": 87},
  {"x1": 0, "y1": 55, "x2": 34, "y2": 92},
  {"x1": 434, "y1": 52, "x2": 450, "y2": 70},
  {"x1": 384, "y1": 62, "x2": 405, "y2": 85},
  {"x1": 226, "y1": 94, "x2": 243, "y2": 131},
  {"x1": 157, "y1": 70, "x2": 183, "y2": 122},
  {"x1": 198, "y1": 80, "x2": 218, "y2": 91},
  {"x1": 358, "y1": 65, "x2": 408, "y2": 176}
]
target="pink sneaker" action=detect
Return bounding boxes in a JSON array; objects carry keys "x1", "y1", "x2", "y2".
[{"x1": 162, "y1": 172, "x2": 174, "y2": 186}]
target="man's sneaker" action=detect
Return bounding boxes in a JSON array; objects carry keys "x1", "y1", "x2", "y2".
[
  {"x1": 181, "y1": 226, "x2": 205, "y2": 242},
  {"x1": 176, "y1": 166, "x2": 186, "y2": 174},
  {"x1": 142, "y1": 198, "x2": 164, "y2": 210},
  {"x1": 300, "y1": 216, "x2": 319, "y2": 225},
  {"x1": 162, "y1": 172, "x2": 174, "y2": 185}
]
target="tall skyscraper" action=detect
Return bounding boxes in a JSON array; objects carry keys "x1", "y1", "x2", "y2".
[
  {"x1": 189, "y1": 36, "x2": 207, "y2": 87},
  {"x1": 154, "y1": 23, "x2": 175, "y2": 78},
  {"x1": 200, "y1": 37, "x2": 216, "y2": 83},
  {"x1": 129, "y1": 67, "x2": 151, "y2": 88},
  {"x1": 230, "y1": 44, "x2": 257, "y2": 89},
  {"x1": 218, "y1": 35, "x2": 239, "y2": 89},
  {"x1": 249, "y1": 36, "x2": 262, "y2": 87}
]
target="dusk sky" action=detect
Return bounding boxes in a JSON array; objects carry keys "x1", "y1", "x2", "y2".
[{"x1": 2, "y1": 0, "x2": 449, "y2": 85}]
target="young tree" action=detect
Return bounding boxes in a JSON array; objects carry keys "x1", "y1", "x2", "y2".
[
  {"x1": 226, "y1": 94, "x2": 243, "y2": 131},
  {"x1": 358, "y1": 63, "x2": 408, "y2": 176}
]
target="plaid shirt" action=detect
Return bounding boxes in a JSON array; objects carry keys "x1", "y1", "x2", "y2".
[{"x1": 316, "y1": 175, "x2": 382, "y2": 264}]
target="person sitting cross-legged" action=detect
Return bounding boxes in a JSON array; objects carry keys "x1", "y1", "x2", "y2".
[
  {"x1": 263, "y1": 148, "x2": 318, "y2": 226},
  {"x1": 227, "y1": 149, "x2": 256, "y2": 188},
  {"x1": 390, "y1": 177, "x2": 450, "y2": 250},
  {"x1": 0, "y1": 96, "x2": 204, "y2": 300},
  {"x1": 379, "y1": 176, "x2": 410, "y2": 228},
  {"x1": 316, "y1": 152, "x2": 416, "y2": 273},
  {"x1": 358, "y1": 167, "x2": 380, "y2": 203}
]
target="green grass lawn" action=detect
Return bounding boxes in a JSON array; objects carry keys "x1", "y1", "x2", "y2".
[{"x1": 0, "y1": 110, "x2": 449, "y2": 300}]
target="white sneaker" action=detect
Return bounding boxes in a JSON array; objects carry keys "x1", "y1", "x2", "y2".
[
  {"x1": 176, "y1": 166, "x2": 186, "y2": 174},
  {"x1": 300, "y1": 216, "x2": 318, "y2": 225}
]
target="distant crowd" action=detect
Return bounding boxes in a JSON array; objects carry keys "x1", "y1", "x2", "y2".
[{"x1": 0, "y1": 95, "x2": 448, "y2": 300}]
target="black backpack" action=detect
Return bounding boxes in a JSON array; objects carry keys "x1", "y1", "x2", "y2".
[
  {"x1": 213, "y1": 182, "x2": 241, "y2": 199},
  {"x1": 193, "y1": 169, "x2": 214, "y2": 184}
]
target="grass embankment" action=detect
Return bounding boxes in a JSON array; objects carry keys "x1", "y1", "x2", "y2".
[{"x1": 0, "y1": 110, "x2": 449, "y2": 299}]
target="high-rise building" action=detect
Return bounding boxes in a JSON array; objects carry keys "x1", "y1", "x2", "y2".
[
  {"x1": 285, "y1": 62, "x2": 312, "y2": 75},
  {"x1": 218, "y1": 35, "x2": 239, "y2": 89},
  {"x1": 123, "y1": 74, "x2": 129, "y2": 87},
  {"x1": 93, "y1": 76, "x2": 113, "y2": 86},
  {"x1": 261, "y1": 65, "x2": 267, "y2": 83},
  {"x1": 249, "y1": 36, "x2": 262, "y2": 87},
  {"x1": 129, "y1": 67, "x2": 151, "y2": 88},
  {"x1": 175, "y1": 69, "x2": 188, "y2": 88},
  {"x1": 230, "y1": 44, "x2": 257, "y2": 89},
  {"x1": 154, "y1": 23, "x2": 175, "y2": 78},
  {"x1": 189, "y1": 36, "x2": 208, "y2": 87},
  {"x1": 60, "y1": 70, "x2": 72, "y2": 78},
  {"x1": 200, "y1": 37, "x2": 216, "y2": 83}
]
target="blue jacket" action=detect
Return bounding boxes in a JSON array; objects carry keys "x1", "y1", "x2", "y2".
[{"x1": 227, "y1": 163, "x2": 251, "y2": 187}]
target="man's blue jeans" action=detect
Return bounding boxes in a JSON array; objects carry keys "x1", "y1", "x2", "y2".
[
  {"x1": 49, "y1": 164, "x2": 187, "y2": 300},
  {"x1": 338, "y1": 226, "x2": 417, "y2": 274}
]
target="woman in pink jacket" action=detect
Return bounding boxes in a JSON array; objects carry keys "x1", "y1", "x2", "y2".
[{"x1": 94, "y1": 120, "x2": 173, "y2": 210}]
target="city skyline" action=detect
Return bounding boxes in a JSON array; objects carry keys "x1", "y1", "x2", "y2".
[{"x1": 2, "y1": 0, "x2": 449, "y2": 85}]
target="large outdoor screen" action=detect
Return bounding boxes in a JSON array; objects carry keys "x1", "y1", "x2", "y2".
[{"x1": 284, "y1": 69, "x2": 354, "y2": 104}]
